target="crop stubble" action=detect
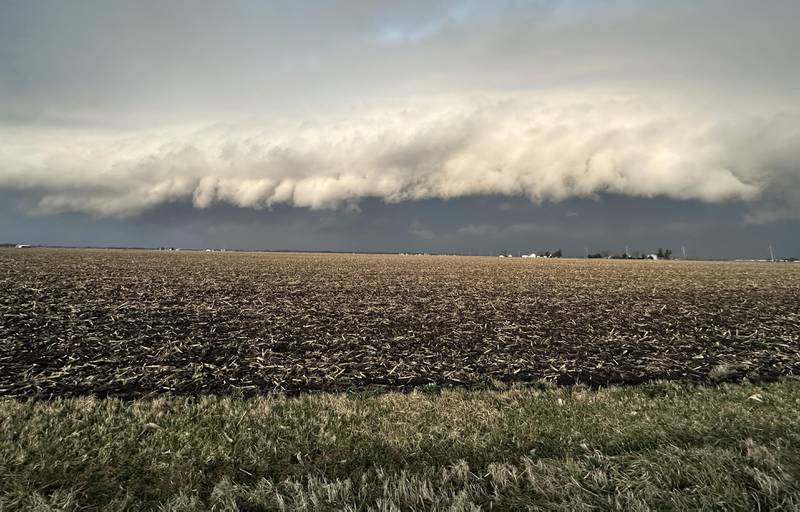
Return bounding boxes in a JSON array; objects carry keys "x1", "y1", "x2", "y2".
[{"x1": 1, "y1": 249, "x2": 798, "y2": 398}]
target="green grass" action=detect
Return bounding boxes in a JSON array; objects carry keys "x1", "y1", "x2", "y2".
[{"x1": 2, "y1": 380, "x2": 800, "y2": 510}]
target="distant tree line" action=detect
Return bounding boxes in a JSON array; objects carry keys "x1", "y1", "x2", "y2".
[
  {"x1": 656, "y1": 248, "x2": 672, "y2": 259},
  {"x1": 500, "y1": 249, "x2": 563, "y2": 258},
  {"x1": 588, "y1": 248, "x2": 672, "y2": 259}
]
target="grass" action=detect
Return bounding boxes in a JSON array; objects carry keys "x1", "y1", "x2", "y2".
[{"x1": 2, "y1": 380, "x2": 800, "y2": 510}]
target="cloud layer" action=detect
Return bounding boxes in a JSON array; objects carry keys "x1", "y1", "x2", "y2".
[
  {"x1": 2, "y1": 93, "x2": 798, "y2": 220},
  {"x1": 1, "y1": 1, "x2": 799, "y2": 224}
]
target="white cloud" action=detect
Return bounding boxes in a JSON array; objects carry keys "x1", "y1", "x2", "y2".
[{"x1": 1, "y1": 92, "x2": 797, "y2": 220}]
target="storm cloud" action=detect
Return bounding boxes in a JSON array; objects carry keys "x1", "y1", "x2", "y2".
[
  {"x1": 2, "y1": 94, "x2": 798, "y2": 219},
  {"x1": 1, "y1": 1, "x2": 799, "y2": 226}
]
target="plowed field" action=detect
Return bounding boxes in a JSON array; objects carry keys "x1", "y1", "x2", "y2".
[{"x1": 1, "y1": 249, "x2": 798, "y2": 398}]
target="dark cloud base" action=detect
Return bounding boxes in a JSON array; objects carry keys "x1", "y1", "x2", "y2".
[{"x1": 2, "y1": 194, "x2": 797, "y2": 260}]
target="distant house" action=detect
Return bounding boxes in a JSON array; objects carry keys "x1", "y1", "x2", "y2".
[
  {"x1": 645, "y1": 254, "x2": 658, "y2": 260},
  {"x1": 15, "y1": 244, "x2": 31, "y2": 249}
]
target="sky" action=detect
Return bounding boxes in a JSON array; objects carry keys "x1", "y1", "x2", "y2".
[{"x1": 1, "y1": 0, "x2": 799, "y2": 258}]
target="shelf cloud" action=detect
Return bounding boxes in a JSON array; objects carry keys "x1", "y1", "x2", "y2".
[
  {"x1": 1, "y1": 0, "x2": 799, "y2": 223},
  {"x1": 2, "y1": 93, "x2": 797, "y2": 220}
]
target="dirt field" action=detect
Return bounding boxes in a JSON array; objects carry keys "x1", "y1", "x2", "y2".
[{"x1": 1, "y1": 248, "x2": 798, "y2": 398}]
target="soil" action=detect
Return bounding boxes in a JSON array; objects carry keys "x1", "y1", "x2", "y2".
[{"x1": 1, "y1": 249, "x2": 798, "y2": 398}]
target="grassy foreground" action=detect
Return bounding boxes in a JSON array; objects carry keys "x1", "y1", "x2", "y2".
[{"x1": 2, "y1": 381, "x2": 799, "y2": 511}]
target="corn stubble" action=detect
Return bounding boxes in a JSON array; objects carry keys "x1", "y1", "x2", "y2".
[{"x1": 1, "y1": 249, "x2": 798, "y2": 399}]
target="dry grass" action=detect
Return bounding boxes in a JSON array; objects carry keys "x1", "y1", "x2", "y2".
[{"x1": 2, "y1": 380, "x2": 800, "y2": 510}]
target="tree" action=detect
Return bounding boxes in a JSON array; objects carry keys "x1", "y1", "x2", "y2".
[
  {"x1": 657, "y1": 248, "x2": 665, "y2": 259},
  {"x1": 553, "y1": 249, "x2": 562, "y2": 258}
]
